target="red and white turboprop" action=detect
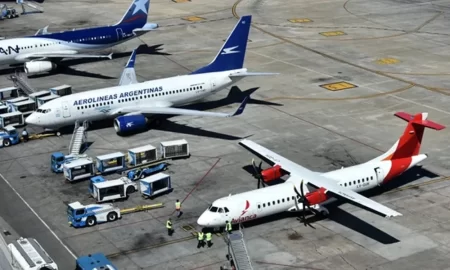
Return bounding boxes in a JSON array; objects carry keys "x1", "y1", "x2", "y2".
[{"x1": 197, "y1": 112, "x2": 445, "y2": 227}]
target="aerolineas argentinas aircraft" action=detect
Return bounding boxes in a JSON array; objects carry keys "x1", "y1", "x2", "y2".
[
  {"x1": 25, "y1": 15, "x2": 276, "y2": 134},
  {"x1": 0, "y1": 0, "x2": 158, "y2": 74},
  {"x1": 197, "y1": 112, "x2": 445, "y2": 227}
]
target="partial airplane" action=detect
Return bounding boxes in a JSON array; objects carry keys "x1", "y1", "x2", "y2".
[
  {"x1": 197, "y1": 112, "x2": 445, "y2": 227},
  {"x1": 25, "y1": 15, "x2": 277, "y2": 135},
  {"x1": 0, "y1": 0, "x2": 157, "y2": 74}
]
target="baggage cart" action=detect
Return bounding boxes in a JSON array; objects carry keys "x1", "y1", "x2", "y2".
[
  {"x1": 127, "y1": 144, "x2": 157, "y2": 166},
  {"x1": 96, "y1": 152, "x2": 126, "y2": 174},
  {"x1": 0, "y1": 111, "x2": 24, "y2": 127},
  {"x1": 11, "y1": 99, "x2": 36, "y2": 117},
  {"x1": 37, "y1": 94, "x2": 59, "y2": 107},
  {"x1": 160, "y1": 139, "x2": 190, "y2": 159},
  {"x1": 49, "y1": 84, "x2": 72, "y2": 96},
  {"x1": 63, "y1": 157, "x2": 96, "y2": 181},
  {"x1": 140, "y1": 172, "x2": 172, "y2": 199},
  {"x1": 0, "y1": 86, "x2": 19, "y2": 101},
  {"x1": 90, "y1": 176, "x2": 137, "y2": 203}
]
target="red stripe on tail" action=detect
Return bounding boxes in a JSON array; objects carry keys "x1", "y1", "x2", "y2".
[{"x1": 383, "y1": 112, "x2": 445, "y2": 160}]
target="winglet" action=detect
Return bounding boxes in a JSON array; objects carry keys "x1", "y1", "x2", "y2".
[
  {"x1": 108, "y1": 53, "x2": 114, "y2": 60},
  {"x1": 125, "y1": 49, "x2": 137, "y2": 68},
  {"x1": 230, "y1": 96, "x2": 250, "y2": 117},
  {"x1": 118, "y1": 49, "x2": 138, "y2": 86}
]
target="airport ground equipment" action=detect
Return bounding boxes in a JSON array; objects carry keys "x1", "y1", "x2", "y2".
[
  {"x1": 69, "y1": 120, "x2": 88, "y2": 156},
  {"x1": 49, "y1": 85, "x2": 72, "y2": 97},
  {"x1": 68, "y1": 201, "x2": 163, "y2": 228},
  {"x1": 225, "y1": 226, "x2": 253, "y2": 270},
  {"x1": 51, "y1": 153, "x2": 88, "y2": 173},
  {"x1": 128, "y1": 144, "x2": 158, "y2": 166},
  {"x1": 0, "y1": 87, "x2": 19, "y2": 101},
  {"x1": 36, "y1": 94, "x2": 59, "y2": 107},
  {"x1": 7, "y1": 237, "x2": 58, "y2": 270},
  {"x1": 127, "y1": 162, "x2": 168, "y2": 181},
  {"x1": 89, "y1": 176, "x2": 137, "y2": 203},
  {"x1": 28, "y1": 90, "x2": 51, "y2": 107},
  {"x1": 0, "y1": 104, "x2": 8, "y2": 114},
  {"x1": 139, "y1": 172, "x2": 172, "y2": 199},
  {"x1": 67, "y1": 201, "x2": 121, "y2": 228},
  {"x1": 9, "y1": 99, "x2": 36, "y2": 118},
  {"x1": 5, "y1": 96, "x2": 29, "y2": 112},
  {"x1": 96, "y1": 152, "x2": 126, "y2": 174},
  {"x1": 160, "y1": 139, "x2": 190, "y2": 159},
  {"x1": 8, "y1": 71, "x2": 36, "y2": 95},
  {"x1": 0, "y1": 126, "x2": 20, "y2": 148},
  {"x1": 0, "y1": 5, "x2": 19, "y2": 20},
  {"x1": 63, "y1": 157, "x2": 96, "y2": 181},
  {"x1": 18, "y1": 0, "x2": 44, "y2": 15},
  {"x1": 0, "y1": 112, "x2": 24, "y2": 128},
  {"x1": 76, "y1": 253, "x2": 117, "y2": 270}
]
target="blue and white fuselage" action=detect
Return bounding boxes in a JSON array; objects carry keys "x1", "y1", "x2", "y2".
[
  {"x1": 0, "y1": 0, "x2": 157, "y2": 74},
  {"x1": 26, "y1": 16, "x2": 278, "y2": 135}
]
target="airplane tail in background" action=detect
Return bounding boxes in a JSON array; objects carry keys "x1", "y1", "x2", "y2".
[
  {"x1": 115, "y1": 0, "x2": 150, "y2": 27},
  {"x1": 190, "y1": 16, "x2": 252, "y2": 75},
  {"x1": 376, "y1": 112, "x2": 445, "y2": 161}
]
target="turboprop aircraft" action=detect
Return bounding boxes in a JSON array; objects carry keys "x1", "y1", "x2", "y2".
[
  {"x1": 197, "y1": 112, "x2": 445, "y2": 227},
  {"x1": 25, "y1": 15, "x2": 277, "y2": 135}
]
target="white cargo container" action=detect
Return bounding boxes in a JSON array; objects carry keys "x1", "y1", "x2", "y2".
[
  {"x1": 160, "y1": 139, "x2": 189, "y2": 159},
  {"x1": 140, "y1": 173, "x2": 172, "y2": 199},
  {"x1": 28, "y1": 90, "x2": 51, "y2": 107},
  {"x1": 0, "y1": 87, "x2": 19, "y2": 101},
  {"x1": 63, "y1": 157, "x2": 96, "y2": 181},
  {"x1": 11, "y1": 100, "x2": 36, "y2": 117},
  {"x1": 0, "y1": 112, "x2": 24, "y2": 128},
  {"x1": 49, "y1": 85, "x2": 72, "y2": 97},
  {"x1": 0, "y1": 104, "x2": 8, "y2": 114},
  {"x1": 37, "y1": 95, "x2": 59, "y2": 108},
  {"x1": 91, "y1": 177, "x2": 137, "y2": 203},
  {"x1": 127, "y1": 144, "x2": 157, "y2": 166},
  {"x1": 8, "y1": 237, "x2": 58, "y2": 270}
]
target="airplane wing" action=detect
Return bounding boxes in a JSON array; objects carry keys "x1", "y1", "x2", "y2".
[
  {"x1": 239, "y1": 139, "x2": 402, "y2": 218},
  {"x1": 110, "y1": 96, "x2": 250, "y2": 118},
  {"x1": 18, "y1": 51, "x2": 113, "y2": 61},
  {"x1": 119, "y1": 49, "x2": 138, "y2": 86}
]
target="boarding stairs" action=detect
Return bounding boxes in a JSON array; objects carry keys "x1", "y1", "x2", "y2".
[
  {"x1": 69, "y1": 120, "x2": 88, "y2": 155},
  {"x1": 8, "y1": 71, "x2": 36, "y2": 95},
  {"x1": 224, "y1": 225, "x2": 253, "y2": 270},
  {"x1": 19, "y1": 0, "x2": 44, "y2": 14}
]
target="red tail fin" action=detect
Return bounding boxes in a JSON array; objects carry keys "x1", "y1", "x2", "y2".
[{"x1": 383, "y1": 112, "x2": 445, "y2": 160}]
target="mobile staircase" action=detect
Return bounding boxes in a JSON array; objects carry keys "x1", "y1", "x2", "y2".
[
  {"x1": 69, "y1": 120, "x2": 88, "y2": 155},
  {"x1": 18, "y1": 0, "x2": 44, "y2": 14},
  {"x1": 8, "y1": 70, "x2": 36, "y2": 95},
  {"x1": 224, "y1": 225, "x2": 253, "y2": 270}
]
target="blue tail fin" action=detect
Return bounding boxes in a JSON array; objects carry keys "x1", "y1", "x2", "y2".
[
  {"x1": 190, "y1": 15, "x2": 252, "y2": 75},
  {"x1": 115, "y1": 0, "x2": 150, "y2": 27}
]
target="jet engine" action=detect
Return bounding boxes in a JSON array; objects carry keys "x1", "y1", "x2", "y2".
[
  {"x1": 113, "y1": 114, "x2": 148, "y2": 134},
  {"x1": 24, "y1": 61, "x2": 56, "y2": 74}
]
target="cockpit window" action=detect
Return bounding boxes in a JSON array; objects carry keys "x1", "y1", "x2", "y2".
[
  {"x1": 36, "y1": 109, "x2": 51, "y2": 113},
  {"x1": 218, "y1": 208, "x2": 224, "y2": 213},
  {"x1": 209, "y1": 206, "x2": 218, "y2": 212},
  {"x1": 224, "y1": 207, "x2": 229, "y2": 213}
]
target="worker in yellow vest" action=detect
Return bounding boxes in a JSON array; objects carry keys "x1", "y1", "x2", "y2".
[
  {"x1": 197, "y1": 230, "x2": 205, "y2": 248},
  {"x1": 175, "y1": 199, "x2": 183, "y2": 218},
  {"x1": 166, "y1": 218, "x2": 174, "y2": 236},
  {"x1": 225, "y1": 220, "x2": 232, "y2": 234},
  {"x1": 206, "y1": 231, "x2": 213, "y2": 248}
]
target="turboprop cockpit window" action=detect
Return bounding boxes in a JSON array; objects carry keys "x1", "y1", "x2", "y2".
[
  {"x1": 209, "y1": 206, "x2": 218, "y2": 212},
  {"x1": 218, "y1": 208, "x2": 224, "y2": 213}
]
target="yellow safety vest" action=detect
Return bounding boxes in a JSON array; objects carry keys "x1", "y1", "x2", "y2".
[
  {"x1": 226, "y1": 222, "x2": 232, "y2": 231},
  {"x1": 166, "y1": 220, "x2": 172, "y2": 229},
  {"x1": 197, "y1": 232, "x2": 204, "y2": 240},
  {"x1": 175, "y1": 202, "x2": 181, "y2": 210},
  {"x1": 206, "y1": 232, "x2": 212, "y2": 241}
]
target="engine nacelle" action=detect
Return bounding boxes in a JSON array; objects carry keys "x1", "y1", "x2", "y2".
[
  {"x1": 305, "y1": 187, "x2": 329, "y2": 205},
  {"x1": 114, "y1": 114, "x2": 147, "y2": 134},
  {"x1": 261, "y1": 165, "x2": 284, "y2": 183},
  {"x1": 24, "y1": 61, "x2": 56, "y2": 74}
]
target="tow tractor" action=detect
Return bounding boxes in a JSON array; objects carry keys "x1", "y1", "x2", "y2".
[
  {"x1": 126, "y1": 161, "x2": 168, "y2": 180},
  {"x1": 76, "y1": 253, "x2": 117, "y2": 270},
  {"x1": 68, "y1": 201, "x2": 164, "y2": 228},
  {"x1": 0, "y1": 125, "x2": 20, "y2": 147},
  {"x1": 51, "y1": 153, "x2": 88, "y2": 173},
  {"x1": 0, "y1": 5, "x2": 19, "y2": 20}
]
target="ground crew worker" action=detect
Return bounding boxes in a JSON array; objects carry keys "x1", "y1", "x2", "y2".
[
  {"x1": 166, "y1": 218, "x2": 174, "y2": 236},
  {"x1": 22, "y1": 128, "x2": 28, "y2": 142},
  {"x1": 197, "y1": 231, "x2": 205, "y2": 248},
  {"x1": 206, "y1": 231, "x2": 213, "y2": 248},
  {"x1": 175, "y1": 199, "x2": 183, "y2": 218},
  {"x1": 225, "y1": 220, "x2": 232, "y2": 234}
]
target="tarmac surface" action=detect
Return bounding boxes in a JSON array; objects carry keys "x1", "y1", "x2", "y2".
[{"x1": 2, "y1": 0, "x2": 450, "y2": 269}]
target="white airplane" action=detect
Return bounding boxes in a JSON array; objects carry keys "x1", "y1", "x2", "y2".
[
  {"x1": 25, "y1": 15, "x2": 277, "y2": 134},
  {"x1": 197, "y1": 112, "x2": 445, "y2": 227},
  {"x1": 0, "y1": 0, "x2": 158, "y2": 74}
]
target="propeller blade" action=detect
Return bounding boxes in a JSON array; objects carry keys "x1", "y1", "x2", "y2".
[
  {"x1": 293, "y1": 185, "x2": 302, "y2": 198},
  {"x1": 293, "y1": 194, "x2": 300, "y2": 211},
  {"x1": 300, "y1": 179, "x2": 305, "y2": 197},
  {"x1": 258, "y1": 160, "x2": 262, "y2": 170}
]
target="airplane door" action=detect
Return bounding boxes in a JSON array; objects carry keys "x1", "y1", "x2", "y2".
[
  {"x1": 116, "y1": 28, "x2": 125, "y2": 40},
  {"x1": 62, "y1": 101, "x2": 71, "y2": 118},
  {"x1": 374, "y1": 167, "x2": 384, "y2": 185}
]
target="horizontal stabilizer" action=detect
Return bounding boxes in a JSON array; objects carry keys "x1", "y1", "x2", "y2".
[
  {"x1": 133, "y1": 23, "x2": 159, "y2": 34},
  {"x1": 395, "y1": 112, "x2": 446, "y2": 130},
  {"x1": 19, "y1": 52, "x2": 113, "y2": 61},
  {"x1": 229, "y1": 72, "x2": 279, "y2": 78}
]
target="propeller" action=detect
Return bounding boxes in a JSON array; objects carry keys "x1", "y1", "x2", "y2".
[
  {"x1": 251, "y1": 158, "x2": 266, "y2": 189},
  {"x1": 293, "y1": 180, "x2": 315, "y2": 228}
]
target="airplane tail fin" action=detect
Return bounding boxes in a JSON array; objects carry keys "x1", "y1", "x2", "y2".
[
  {"x1": 190, "y1": 15, "x2": 252, "y2": 75},
  {"x1": 377, "y1": 112, "x2": 445, "y2": 161},
  {"x1": 115, "y1": 0, "x2": 150, "y2": 27}
]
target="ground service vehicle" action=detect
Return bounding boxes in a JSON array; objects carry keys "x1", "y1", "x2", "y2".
[
  {"x1": 0, "y1": 125, "x2": 20, "y2": 147},
  {"x1": 89, "y1": 176, "x2": 137, "y2": 203},
  {"x1": 126, "y1": 162, "x2": 168, "y2": 180},
  {"x1": 51, "y1": 153, "x2": 88, "y2": 173},
  {"x1": 8, "y1": 237, "x2": 58, "y2": 270},
  {"x1": 76, "y1": 253, "x2": 117, "y2": 270},
  {"x1": 67, "y1": 201, "x2": 121, "y2": 228}
]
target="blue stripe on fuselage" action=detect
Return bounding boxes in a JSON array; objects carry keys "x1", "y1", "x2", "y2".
[{"x1": 26, "y1": 23, "x2": 140, "y2": 46}]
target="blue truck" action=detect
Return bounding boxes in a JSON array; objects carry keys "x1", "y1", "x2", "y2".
[
  {"x1": 51, "y1": 152, "x2": 88, "y2": 173},
  {"x1": 76, "y1": 253, "x2": 117, "y2": 270},
  {"x1": 67, "y1": 201, "x2": 121, "y2": 228},
  {"x1": 0, "y1": 126, "x2": 20, "y2": 147},
  {"x1": 126, "y1": 162, "x2": 168, "y2": 180}
]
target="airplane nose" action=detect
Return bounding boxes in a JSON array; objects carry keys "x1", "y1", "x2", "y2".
[
  {"x1": 197, "y1": 213, "x2": 209, "y2": 226},
  {"x1": 25, "y1": 114, "x2": 37, "y2": 125}
]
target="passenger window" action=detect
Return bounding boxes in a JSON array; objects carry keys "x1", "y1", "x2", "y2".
[
  {"x1": 282, "y1": 199, "x2": 285, "y2": 202},
  {"x1": 268, "y1": 202, "x2": 271, "y2": 206},
  {"x1": 345, "y1": 183, "x2": 347, "y2": 186},
  {"x1": 287, "y1": 197, "x2": 290, "y2": 201},
  {"x1": 258, "y1": 205, "x2": 261, "y2": 209},
  {"x1": 353, "y1": 181, "x2": 356, "y2": 184},
  {"x1": 292, "y1": 196, "x2": 295, "y2": 200},
  {"x1": 263, "y1": 203, "x2": 266, "y2": 207},
  {"x1": 371, "y1": 176, "x2": 373, "y2": 180},
  {"x1": 277, "y1": 200, "x2": 280, "y2": 204},
  {"x1": 272, "y1": 201, "x2": 275, "y2": 205},
  {"x1": 358, "y1": 180, "x2": 360, "y2": 183},
  {"x1": 366, "y1": 177, "x2": 369, "y2": 181}
]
